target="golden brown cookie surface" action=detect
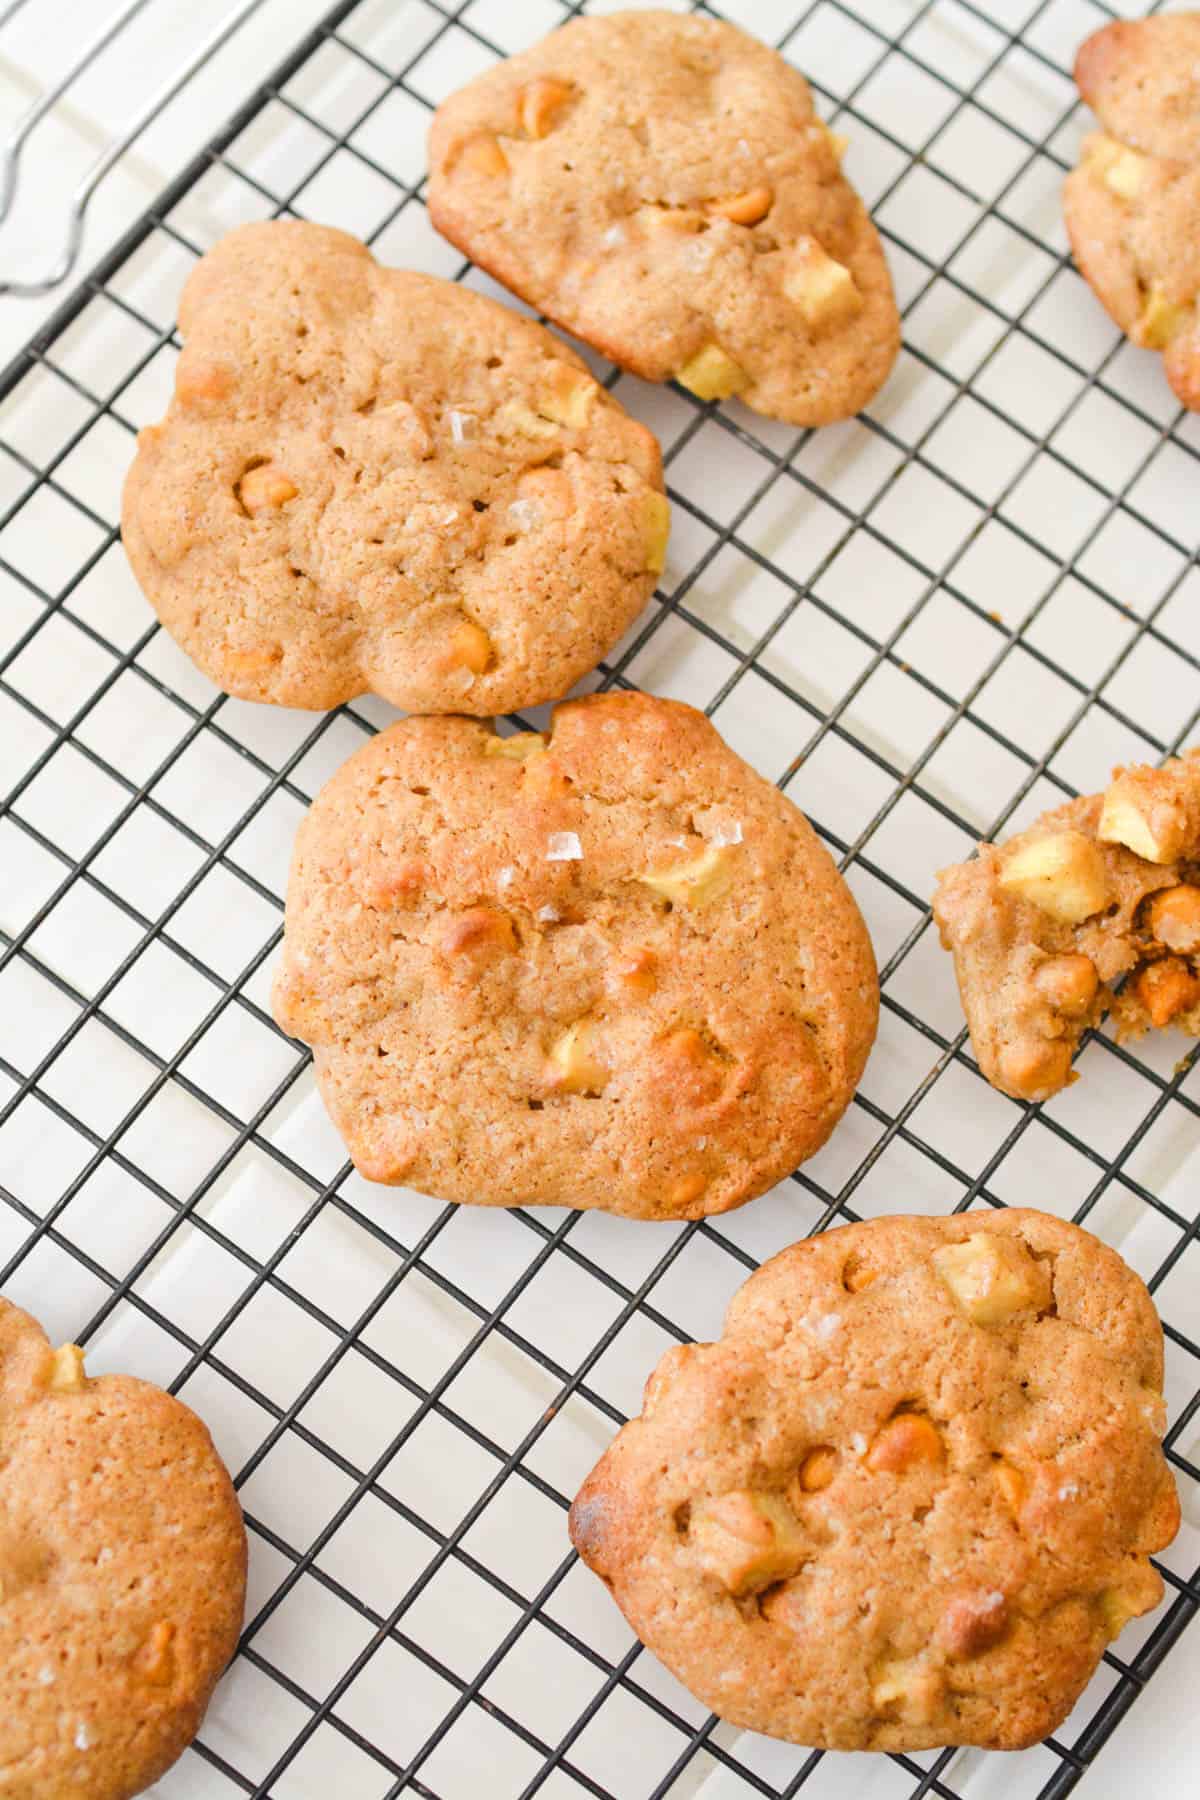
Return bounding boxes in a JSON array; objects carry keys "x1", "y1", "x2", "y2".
[
  {"x1": 427, "y1": 11, "x2": 900, "y2": 425},
  {"x1": 0, "y1": 1298, "x2": 246, "y2": 1799},
  {"x1": 1064, "y1": 15, "x2": 1200, "y2": 409},
  {"x1": 570, "y1": 1211, "x2": 1179, "y2": 1751},
  {"x1": 122, "y1": 220, "x2": 666, "y2": 712},
  {"x1": 272, "y1": 693, "x2": 878, "y2": 1218},
  {"x1": 933, "y1": 751, "x2": 1200, "y2": 1103}
]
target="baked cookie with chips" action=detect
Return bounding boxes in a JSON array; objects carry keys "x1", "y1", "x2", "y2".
[
  {"x1": 122, "y1": 220, "x2": 667, "y2": 712},
  {"x1": 428, "y1": 11, "x2": 900, "y2": 424},
  {"x1": 570, "y1": 1210, "x2": 1178, "y2": 1750},
  {"x1": 272, "y1": 692, "x2": 878, "y2": 1218}
]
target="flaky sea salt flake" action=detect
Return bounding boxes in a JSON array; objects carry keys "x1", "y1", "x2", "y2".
[
  {"x1": 507, "y1": 497, "x2": 543, "y2": 533},
  {"x1": 449, "y1": 409, "x2": 475, "y2": 444},
  {"x1": 546, "y1": 832, "x2": 582, "y2": 862}
]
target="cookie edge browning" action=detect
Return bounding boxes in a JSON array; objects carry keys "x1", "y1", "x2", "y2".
[
  {"x1": 568, "y1": 1210, "x2": 1177, "y2": 1753},
  {"x1": 0, "y1": 1296, "x2": 248, "y2": 1798},
  {"x1": 273, "y1": 691, "x2": 879, "y2": 1219},
  {"x1": 120, "y1": 219, "x2": 667, "y2": 715},
  {"x1": 426, "y1": 15, "x2": 900, "y2": 426}
]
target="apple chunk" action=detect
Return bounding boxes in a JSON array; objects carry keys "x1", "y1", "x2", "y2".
[{"x1": 997, "y1": 831, "x2": 1110, "y2": 924}]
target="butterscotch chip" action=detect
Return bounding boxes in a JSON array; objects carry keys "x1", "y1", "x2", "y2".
[
  {"x1": 0, "y1": 1297, "x2": 246, "y2": 1798},
  {"x1": 707, "y1": 186, "x2": 774, "y2": 226},
  {"x1": 428, "y1": 12, "x2": 900, "y2": 425},
  {"x1": 1132, "y1": 957, "x2": 1200, "y2": 1027},
  {"x1": 864, "y1": 1411, "x2": 942, "y2": 1472},
  {"x1": 519, "y1": 77, "x2": 573, "y2": 139},
  {"x1": 455, "y1": 133, "x2": 508, "y2": 179},
  {"x1": 1064, "y1": 16, "x2": 1200, "y2": 409},
  {"x1": 273, "y1": 693, "x2": 877, "y2": 1219},
  {"x1": 1031, "y1": 952, "x2": 1099, "y2": 1015},
  {"x1": 933, "y1": 749, "x2": 1200, "y2": 1102},
  {"x1": 569, "y1": 1210, "x2": 1178, "y2": 1750},
  {"x1": 1146, "y1": 883, "x2": 1200, "y2": 953},
  {"x1": 796, "y1": 1445, "x2": 837, "y2": 1492},
  {"x1": 121, "y1": 219, "x2": 666, "y2": 713}
]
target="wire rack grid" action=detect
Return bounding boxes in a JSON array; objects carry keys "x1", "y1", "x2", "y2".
[{"x1": 1, "y1": 1, "x2": 1198, "y2": 1797}]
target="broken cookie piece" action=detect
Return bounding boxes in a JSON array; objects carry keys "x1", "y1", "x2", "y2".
[
  {"x1": 933, "y1": 750, "x2": 1200, "y2": 1102},
  {"x1": 1064, "y1": 14, "x2": 1200, "y2": 409},
  {"x1": 569, "y1": 1211, "x2": 1177, "y2": 1750},
  {"x1": 428, "y1": 11, "x2": 899, "y2": 425}
]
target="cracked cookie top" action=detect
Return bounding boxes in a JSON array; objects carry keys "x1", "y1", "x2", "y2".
[
  {"x1": 933, "y1": 750, "x2": 1200, "y2": 1103},
  {"x1": 569, "y1": 1211, "x2": 1178, "y2": 1751},
  {"x1": 271, "y1": 692, "x2": 878, "y2": 1219},
  {"x1": 121, "y1": 220, "x2": 666, "y2": 712},
  {"x1": 0, "y1": 1298, "x2": 246, "y2": 1800},
  {"x1": 427, "y1": 11, "x2": 900, "y2": 425},
  {"x1": 1064, "y1": 14, "x2": 1200, "y2": 410}
]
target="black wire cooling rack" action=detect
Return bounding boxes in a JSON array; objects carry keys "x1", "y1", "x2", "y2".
[{"x1": 1, "y1": 1, "x2": 1198, "y2": 1796}]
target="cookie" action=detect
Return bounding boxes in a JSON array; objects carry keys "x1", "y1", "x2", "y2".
[
  {"x1": 570, "y1": 1210, "x2": 1179, "y2": 1752},
  {"x1": 933, "y1": 751, "x2": 1200, "y2": 1102},
  {"x1": 121, "y1": 219, "x2": 667, "y2": 713},
  {"x1": 0, "y1": 1298, "x2": 246, "y2": 1799},
  {"x1": 1064, "y1": 15, "x2": 1200, "y2": 409},
  {"x1": 272, "y1": 692, "x2": 878, "y2": 1219},
  {"x1": 427, "y1": 11, "x2": 900, "y2": 425}
]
